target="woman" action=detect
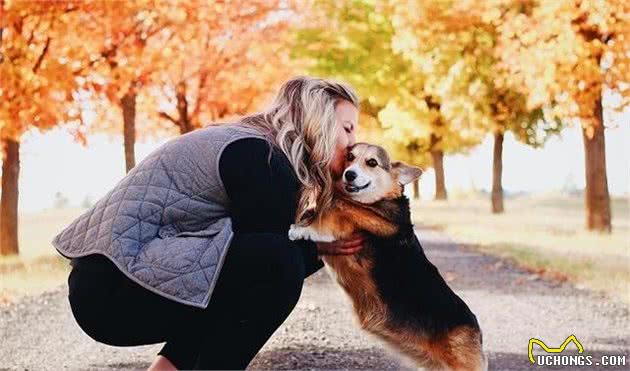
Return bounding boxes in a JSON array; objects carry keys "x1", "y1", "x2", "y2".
[{"x1": 54, "y1": 76, "x2": 365, "y2": 370}]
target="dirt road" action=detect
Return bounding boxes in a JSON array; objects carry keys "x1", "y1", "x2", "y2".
[{"x1": 1, "y1": 228, "x2": 628, "y2": 370}]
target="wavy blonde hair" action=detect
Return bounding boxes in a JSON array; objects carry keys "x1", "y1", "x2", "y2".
[{"x1": 235, "y1": 76, "x2": 359, "y2": 225}]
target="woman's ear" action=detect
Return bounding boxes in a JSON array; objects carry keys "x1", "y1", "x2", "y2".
[{"x1": 392, "y1": 161, "x2": 423, "y2": 185}]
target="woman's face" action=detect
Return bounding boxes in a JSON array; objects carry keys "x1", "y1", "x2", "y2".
[{"x1": 330, "y1": 99, "x2": 359, "y2": 180}]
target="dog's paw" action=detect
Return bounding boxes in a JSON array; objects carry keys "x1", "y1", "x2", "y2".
[
  {"x1": 288, "y1": 224, "x2": 336, "y2": 243},
  {"x1": 288, "y1": 224, "x2": 306, "y2": 241}
]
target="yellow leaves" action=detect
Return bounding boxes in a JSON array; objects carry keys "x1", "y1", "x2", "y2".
[
  {"x1": 378, "y1": 100, "x2": 430, "y2": 147},
  {"x1": 467, "y1": 78, "x2": 487, "y2": 98},
  {"x1": 481, "y1": 6, "x2": 502, "y2": 25},
  {"x1": 493, "y1": 0, "x2": 629, "y2": 130}
]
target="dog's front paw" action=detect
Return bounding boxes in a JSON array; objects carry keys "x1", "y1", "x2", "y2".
[
  {"x1": 288, "y1": 224, "x2": 307, "y2": 241},
  {"x1": 288, "y1": 223, "x2": 336, "y2": 243}
]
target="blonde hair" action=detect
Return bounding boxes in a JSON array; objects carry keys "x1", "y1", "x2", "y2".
[{"x1": 236, "y1": 75, "x2": 359, "y2": 224}]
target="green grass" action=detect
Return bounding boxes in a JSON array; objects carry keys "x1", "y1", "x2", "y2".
[{"x1": 411, "y1": 194, "x2": 630, "y2": 303}]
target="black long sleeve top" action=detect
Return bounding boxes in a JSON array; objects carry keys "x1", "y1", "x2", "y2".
[{"x1": 218, "y1": 137, "x2": 324, "y2": 276}]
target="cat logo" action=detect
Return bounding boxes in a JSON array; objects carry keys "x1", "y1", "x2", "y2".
[{"x1": 528, "y1": 335, "x2": 584, "y2": 363}]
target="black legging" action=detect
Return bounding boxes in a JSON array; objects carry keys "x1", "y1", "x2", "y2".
[{"x1": 68, "y1": 233, "x2": 322, "y2": 370}]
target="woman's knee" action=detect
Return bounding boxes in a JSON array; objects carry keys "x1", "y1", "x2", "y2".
[
  {"x1": 67, "y1": 267, "x2": 169, "y2": 347},
  {"x1": 68, "y1": 288, "x2": 119, "y2": 345},
  {"x1": 68, "y1": 268, "x2": 116, "y2": 344}
]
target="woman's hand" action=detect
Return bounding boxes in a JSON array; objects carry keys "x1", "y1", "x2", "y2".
[{"x1": 315, "y1": 232, "x2": 365, "y2": 255}]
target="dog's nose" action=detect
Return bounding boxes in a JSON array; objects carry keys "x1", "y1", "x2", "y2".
[{"x1": 345, "y1": 170, "x2": 357, "y2": 182}]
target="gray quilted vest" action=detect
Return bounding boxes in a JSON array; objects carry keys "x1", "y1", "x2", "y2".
[{"x1": 52, "y1": 122, "x2": 269, "y2": 308}]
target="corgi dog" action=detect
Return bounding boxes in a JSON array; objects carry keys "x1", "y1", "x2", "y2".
[{"x1": 289, "y1": 142, "x2": 487, "y2": 371}]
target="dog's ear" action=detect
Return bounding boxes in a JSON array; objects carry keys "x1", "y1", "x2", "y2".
[{"x1": 392, "y1": 161, "x2": 423, "y2": 185}]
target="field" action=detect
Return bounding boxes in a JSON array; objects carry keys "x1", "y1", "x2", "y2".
[
  {"x1": 1, "y1": 197, "x2": 629, "y2": 305},
  {"x1": 0, "y1": 208, "x2": 84, "y2": 304},
  {"x1": 411, "y1": 194, "x2": 630, "y2": 303}
]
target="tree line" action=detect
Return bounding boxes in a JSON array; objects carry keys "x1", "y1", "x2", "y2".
[
  {"x1": 292, "y1": 0, "x2": 626, "y2": 230},
  {"x1": 1, "y1": 0, "x2": 627, "y2": 256}
]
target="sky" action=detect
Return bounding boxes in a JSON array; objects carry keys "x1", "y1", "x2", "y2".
[{"x1": 13, "y1": 115, "x2": 630, "y2": 213}]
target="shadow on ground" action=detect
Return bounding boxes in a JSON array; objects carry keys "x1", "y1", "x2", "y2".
[
  {"x1": 250, "y1": 345, "x2": 407, "y2": 370},
  {"x1": 85, "y1": 347, "x2": 404, "y2": 370},
  {"x1": 85, "y1": 361, "x2": 149, "y2": 370}
]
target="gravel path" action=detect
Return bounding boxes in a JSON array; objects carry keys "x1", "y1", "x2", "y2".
[{"x1": 1, "y1": 228, "x2": 628, "y2": 370}]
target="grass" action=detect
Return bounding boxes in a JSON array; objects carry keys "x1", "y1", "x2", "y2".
[
  {"x1": 0, "y1": 255, "x2": 71, "y2": 305},
  {"x1": 0, "y1": 208, "x2": 86, "y2": 304},
  {"x1": 411, "y1": 193, "x2": 630, "y2": 303}
]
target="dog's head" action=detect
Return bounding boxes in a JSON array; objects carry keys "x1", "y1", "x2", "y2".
[{"x1": 335, "y1": 142, "x2": 423, "y2": 203}]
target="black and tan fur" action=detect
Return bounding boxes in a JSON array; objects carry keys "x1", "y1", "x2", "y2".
[{"x1": 289, "y1": 143, "x2": 487, "y2": 371}]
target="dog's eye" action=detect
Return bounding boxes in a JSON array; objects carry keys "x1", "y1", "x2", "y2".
[
  {"x1": 346, "y1": 152, "x2": 355, "y2": 162},
  {"x1": 366, "y1": 159, "x2": 378, "y2": 167}
]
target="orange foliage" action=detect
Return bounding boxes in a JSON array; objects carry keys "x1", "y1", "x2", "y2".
[
  {"x1": 496, "y1": 0, "x2": 629, "y2": 132},
  {"x1": 147, "y1": 0, "x2": 298, "y2": 133},
  {"x1": 1, "y1": 0, "x2": 86, "y2": 144}
]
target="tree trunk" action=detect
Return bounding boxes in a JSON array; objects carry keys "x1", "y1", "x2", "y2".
[
  {"x1": 491, "y1": 131, "x2": 504, "y2": 214},
  {"x1": 412, "y1": 178, "x2": 420, "y2": 200},
  {"x1": 176, "y1": 81, "x2": 193, "y2": 134},
  {"x1": 121, "y1": 90, "x2": 136, "y2": 173},
  {"x1": 582, "y1": 97, "x2": 611, "y2": 232},
  {"x1": 432, "y1": 150, "x2": 447, "y2": 200},
  {"x1": 430, "y1": 134, "x2": 447, "y2": 200},
  {"x1": 1, "y1": 138, "x2": 20, "y2": 256}
]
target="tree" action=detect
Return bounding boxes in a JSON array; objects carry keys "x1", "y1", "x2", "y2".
[
  {"x1": 1, "y1": 0, "x2": 85, "y2": 255},
  {"x1": 389, "y1": 1, "x2": 502, "y2": 201},
  {"x1": 293, "y1": 0, "x2": 485, "y2": 200},
  {"x1": 72, "y1": 1, "x2": 179, "y2": 172},
  {"x1": 486, "y1": 88, "x2": 548, "y2": 213},
  {"x1": 77, "y1": 0, "x2": 296, "y2": 174},
  {"x1": 358, "y1": 101, "x2": 431, "y2": 199},
  {"x1": 377, "y1": 96, "x2": 481, "y2": 201},
  {"x1": 392, "y1": 0, "x2": 563, "y2": 210},
  {"x1": 497, "y1": 0, "x2": 628, "y2": 231},
  {"x1": 150, "y1": 0, "x2": 296, "y2": 134}
]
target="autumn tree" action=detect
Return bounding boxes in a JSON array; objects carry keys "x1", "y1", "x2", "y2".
[
  {"x1": 150, "y1": 0, "x2": 296, "y2": 134},
  {"x1": 357, "y1": 101, "x2": 431, "y2": 199},
  {"x1": 497, "y1": 0, "x2": 629, "y2": 231},
  {"x1": 0, "y1": 0, "x2": 86, "y2": 255},
  {"x1": 293, "y1": 0, "x2": 485, "y2": 200},
  {"x1": 473, "y1": 2, "x2": 556, "y2": 213},
  {"x1": 390, "y1": 0, "x2": 507, "y2": 201},
  {"x1": 486, "y1": 88, "x2": 549, "y2": 213},
  {"x1": 74, "y1": 0, "x2": 296, "y2": 174},
  {"x1": 292, "y1": 0, "x2": 430, "y2": 200},
  {"x1": 393, "y1": 0, "x2": 565, "y2": 210},
  {"x1": 71, "y1": 1, "x2": 180, "y2": 172}
]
